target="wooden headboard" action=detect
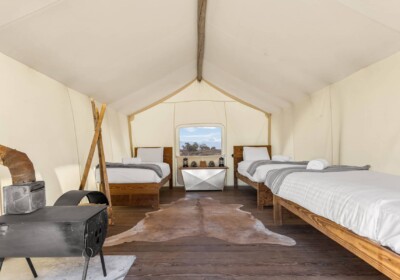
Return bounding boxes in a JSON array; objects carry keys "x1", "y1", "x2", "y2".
[
  {"x1": 232, "y1": 145, "x2": 272, "y2": 175},
  {"x1": 134, "y1": 147, "x2": 173, "y2": 171}
]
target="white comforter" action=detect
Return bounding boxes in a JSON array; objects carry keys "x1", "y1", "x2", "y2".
[
  {"x1": 275, "y1": 170, "x2": 400, "y2": 254},
  {"x1": 238, "y1": 161, "x2": 302, "y2": 183},
  {"x1": 95, "y1": 162, "x2": 170, "y2": 184}
]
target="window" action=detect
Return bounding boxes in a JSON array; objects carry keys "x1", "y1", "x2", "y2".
[{"x1": 178, "y1": 126, "x2": 223, "y2": 156}]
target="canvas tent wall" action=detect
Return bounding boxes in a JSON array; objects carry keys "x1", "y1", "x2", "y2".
[
  {"x1": 0, "y1": 53, "x2": 130, "y2": 213},
  {"x1": 272, "y1": 50, "x2": 400, "y2": 176},
  {"x1": 130, "y1": 81, "x2": 270, "y2": 186},
  {"x1": 1, "y1": 0, "x2": 400, "y2": 201}
]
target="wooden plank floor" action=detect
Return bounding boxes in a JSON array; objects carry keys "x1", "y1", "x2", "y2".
[{"x1": 104, "y1": 186, "x2": 387, "y2": 279}]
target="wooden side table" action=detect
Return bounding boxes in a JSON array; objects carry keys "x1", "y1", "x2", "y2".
[{"x1": 179, "y1": 167, "x2": 228, "y2": 191}]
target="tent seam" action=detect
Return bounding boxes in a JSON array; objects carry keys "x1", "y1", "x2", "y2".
[
  {"x1": 0, "y1": 0, "x2": 65, "y2": 31},
  {"x1": 335, "y1": 0, "x2": 400, "y2": 36},
  {"x1": 329, "y1": 85, "x2": 334, "y2": 164},
  {"x1": 67, "y1": 88, "x2": 82, "y2": 178}
]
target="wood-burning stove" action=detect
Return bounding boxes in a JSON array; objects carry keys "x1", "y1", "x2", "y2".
[
  {"x1": 0, "y1": 205, "x2": 108, "y2": 280},
  {"x1": 0, "y1": 144, "x2": 111, "y2": 279}
]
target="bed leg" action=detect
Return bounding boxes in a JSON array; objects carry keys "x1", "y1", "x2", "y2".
[
  {"x1": 169, "y1": 177, "x2": 173, "y2": 189},
  {"x1": 264, "y1": 187, "x2": 273, "y2": 206},
  {"x1": 273, "y1": 195, "x2": 283, "y2": 226},
  {"x1": 257, "y1": 185, "x2": 265, "y2": 211},
  {"x1": 234, "y1": 174, "x2": 238, "y2": 189},
  {"x1": 153, "y1": 192, "x2": 160, "y2": 209}
]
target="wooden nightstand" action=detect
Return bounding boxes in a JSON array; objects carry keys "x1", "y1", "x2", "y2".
[{"x1": 179, "y1": 167, "x2": 228, "y2": 191}]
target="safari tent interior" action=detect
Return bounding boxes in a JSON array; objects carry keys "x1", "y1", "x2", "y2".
[{"x1": 1, "y1": 1, "x2": 400, "y2": 279}]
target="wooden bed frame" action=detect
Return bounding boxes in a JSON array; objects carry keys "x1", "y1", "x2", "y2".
[
  {"x1": 233, "y1": 145, "x2": 273, "y2": 210},
  {"x1": 233, "y1": 144, "x2": 400, "y2": 278},
  {"x1": 109, "y1": 147, "x2": 173, "y2": 209},
  {"x1": 273, "y1": 195, "x2": 400, "y2": 279}
]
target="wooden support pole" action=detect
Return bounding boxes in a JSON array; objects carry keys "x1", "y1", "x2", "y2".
[
  {"x1": 92, "y1": 101, "x2": 114, "y2": 224},
  {"x1": 197, "y1": 0, "x2": 207, "y2": 81},
  {"x1": 128, "y1": 115, "x2": 134, "y2": 157},
  {"x1": 79, "y1": 104, "x2": 106, "y2": 190},
  {"x1": 266, "y1": 113, "x2": 272, "y2": 145},
  {"x1": 91, "y1": 102, "x2": 105, "y2": 193}
]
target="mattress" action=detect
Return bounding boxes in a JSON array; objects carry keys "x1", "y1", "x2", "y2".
[
  {"x1": 274, "y1": 170, "x2": 400, "y2": 254},
  {"x1": 238, "y1": 160, "x2": 302, "y2": 183},
  {"x1": 95, "y1": 162, "x2": 170, "y2": 184}
]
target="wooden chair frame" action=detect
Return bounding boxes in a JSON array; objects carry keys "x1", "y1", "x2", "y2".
[
  {"x1": 232, "y1": 145, "x2": 273, "y2": 210},
  {"x1": 108, "y1": 147, "x2": 173, "y2": 209},
  {"x1": 273, "y1": 195, "x2": 400, "y2": 279}
]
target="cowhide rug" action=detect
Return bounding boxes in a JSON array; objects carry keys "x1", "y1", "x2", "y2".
[{"x1": 105, "y1": 197, "x2": 295, "y2": 247}]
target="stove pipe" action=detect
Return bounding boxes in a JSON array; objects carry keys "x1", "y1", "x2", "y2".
[{"x1": 0, "y1": 145, "x2": 44, "y2": 214}]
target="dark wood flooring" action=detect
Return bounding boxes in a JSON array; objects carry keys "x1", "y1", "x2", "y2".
[{"x1": 104, "y1": 186, "x2": 387, "y2": 279}]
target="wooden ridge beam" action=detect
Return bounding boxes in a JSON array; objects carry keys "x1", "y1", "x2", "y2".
[{"x1": 197, "y1": 0, "x2": 207, "y2": 82}]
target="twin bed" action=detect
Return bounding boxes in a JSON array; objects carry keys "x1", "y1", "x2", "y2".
[
  {"x1": 233, "y1": 145, "x2": 274, "y2": 210},
  {"x1": 234, "y1": 145, "x2": 400, "y2": 279},
  {"x1": 96, "y1": 147, "x2": 173, "y2": 209},
  {"x1": 233, "y1": 145, "x2": 306, "y2": 210}
]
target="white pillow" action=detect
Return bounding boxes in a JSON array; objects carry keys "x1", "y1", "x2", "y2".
[
  {"x1": 243, "y1": 147, "x2": 270, "y2": 161},
  {"x1": 272, "y1": 155, "x2": 292, "y2": 162},
  {"x1": 307, "y1": 159, "x2": 330, "y2": 170},
  {"x1": 122, "y1": 157, "x2": 142, "y2": 164},
  {"x1": 137, "y1": 148, "x2": 164, "y2": 163}
]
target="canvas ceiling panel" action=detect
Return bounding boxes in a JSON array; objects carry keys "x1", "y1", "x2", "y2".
[
  {"x1": 203, "y1": 62, "x2": 283, "y2": 113},
  {"x1": 110, "y1": 63, "x2": 196, "y2": 115},
  {"x1": 331, "y1": 52, "x2": 400, "y2": 175},
  {"x1": 174, "y1": 101, "x2": 226, "y2": 127},
  {"x1": 0, "y1": 0, "x2": 196, "y2": 104},
  {"x1": 205, "y1": 0, "x2": 400, "y2": 107},
  {"x1": 0, "y1": 53, "x2": 80, "y2": 204},
  {"x1": 133, "y1": 104, "x2": 175, "y2": 148},
  {"x1": 205, "y1": 25, "x2": 309, "y2": 103}
]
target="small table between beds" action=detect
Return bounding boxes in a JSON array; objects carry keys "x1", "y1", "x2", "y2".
[{"x1": 180, "y1": 167, "x2": 228, "y2": 191}]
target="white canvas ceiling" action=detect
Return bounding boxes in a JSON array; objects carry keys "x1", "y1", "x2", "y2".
[{"x1": 1, "y1": 0, "x2": 400, "y2": 114}]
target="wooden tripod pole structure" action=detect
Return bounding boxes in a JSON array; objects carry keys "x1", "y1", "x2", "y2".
[{"x1": 79, "y1": 99, "x2": 114, "y2": 224}]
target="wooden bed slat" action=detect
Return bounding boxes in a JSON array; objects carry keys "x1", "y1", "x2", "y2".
[{"x1": 274, "y1": 195, "x2": 400, "y2": 280}]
